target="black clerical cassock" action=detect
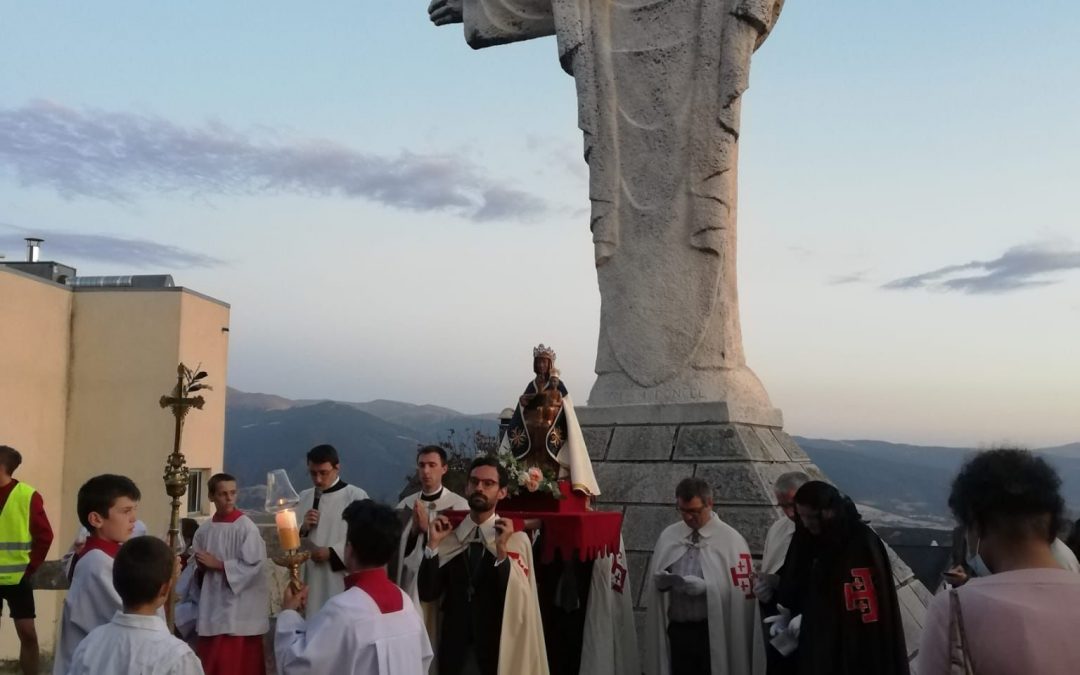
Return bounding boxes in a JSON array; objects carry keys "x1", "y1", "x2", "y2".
[{"x1": 418, "y1": 528, "x2": 511, "y2": 675}]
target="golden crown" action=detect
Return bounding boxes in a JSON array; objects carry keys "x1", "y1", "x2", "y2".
[{"x1": 532, "y1": 344, "x2": 557, "y2": 361}]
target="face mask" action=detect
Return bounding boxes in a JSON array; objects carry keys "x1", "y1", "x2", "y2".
[{"x1": 966, "y1": 536, "x2": 993, "y2": 578}]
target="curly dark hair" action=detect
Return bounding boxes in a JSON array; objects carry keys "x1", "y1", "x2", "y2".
[
  {"x1": 948, "y1": 448, "x2": 1064, "y2": 543},
  {"x1": 343, "y1": 499, "x2": 402, "y2": 567}
]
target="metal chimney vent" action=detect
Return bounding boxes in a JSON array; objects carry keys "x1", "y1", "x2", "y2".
[{"x1": 25, "y1": 238, "x2": 43, "y2": 263}]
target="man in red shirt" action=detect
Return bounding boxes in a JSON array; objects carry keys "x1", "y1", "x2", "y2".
[{"x1": 0, "y1": 445, "x2": 54, "y2": 675}]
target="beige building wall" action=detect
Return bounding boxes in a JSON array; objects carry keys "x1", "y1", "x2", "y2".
[
  {"x1": 176, "y1": 291, "x2": 231, "y2": 515},
  {"x1": 0, "y1": 268, "x2": 72, "y2": 655},
  {"x1": 61, "y1": 288, "x2": 231, "y2": 541},
  {"x1": 0, "y1": 269, "x2": 230, "y2": 662}
]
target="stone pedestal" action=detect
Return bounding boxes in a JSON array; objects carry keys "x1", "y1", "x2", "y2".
[{"x1": 577, "y1": 403, "x2": 931, "y2": 668}]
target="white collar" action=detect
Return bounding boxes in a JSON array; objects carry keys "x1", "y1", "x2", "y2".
[
  {"x1": 111, "y1": 611, "x2": 169, "y2": 633},
  {"x1": 421, "y1": 486, "x2": 444, "y2": 497},
  {"x1": 455, "y1": 511, "x2": 498, "y2": 544},
  {"x1": 679, "y1": 513, "x2": 718, "y2": 541}
]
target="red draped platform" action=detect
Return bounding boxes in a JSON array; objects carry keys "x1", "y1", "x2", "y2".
[{"x1": 444, "y1": 481, "x2": 623, "y2": 563}]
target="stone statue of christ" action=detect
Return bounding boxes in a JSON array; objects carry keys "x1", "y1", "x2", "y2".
[{"x1": 430, "y1": 0, "x2": 785, "y2": 423}]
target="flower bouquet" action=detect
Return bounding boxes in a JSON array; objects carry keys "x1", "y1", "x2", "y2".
[{"x1": 495, "y1": 450, "x2": 562, "y2": 498}]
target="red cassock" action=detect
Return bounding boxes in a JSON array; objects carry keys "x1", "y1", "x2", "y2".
[{"x1": 197, "y1": 635, "x2": 266, "y2": 675}]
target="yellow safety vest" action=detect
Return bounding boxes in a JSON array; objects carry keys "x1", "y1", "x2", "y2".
[{"x1": 0, "y1": 481, "x2": 34, "y2": 585}]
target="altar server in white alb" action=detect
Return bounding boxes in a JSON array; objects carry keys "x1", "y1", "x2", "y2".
[
  {"x1": 67, "y1": 536, "x2": 204, "y2": 675},
  {"x1": 61, "y1": 520, "x2": 147, "y2": 579},
  {"x1": 54, "y1": 474, "x2": 142, "y2": 675},
  {"x1": 190, "y1": 473, "x2": 269, "y2": 675},
  {"x1": 297, "y1": 444, "x2": 369, "y2": 614},
  {"x1": 276, "y1": 499, "x2": 433, "y2": 675},
  {"x1": 396, "y1": 445, "x2": 468, "y2": 635},
  {"x1": 644, "y1": 477, "x2": 765, "y2": 675}
]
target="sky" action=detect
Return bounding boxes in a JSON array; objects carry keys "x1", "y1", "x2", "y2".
[{"x1": 1, "y1": 1, "x2": 1078, "y2": 448}]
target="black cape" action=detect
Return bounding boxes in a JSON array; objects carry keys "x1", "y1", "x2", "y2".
[{"x1": 777, "y1": 519, "x2": 910, "y2": 675}]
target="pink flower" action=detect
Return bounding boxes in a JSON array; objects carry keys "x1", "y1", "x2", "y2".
[
  {"x1": 527, "y1": 467, "x2": 543, "y2": 483},
  {"x1": 525, "y1": 477, "x2": 541, "y2": 492}
]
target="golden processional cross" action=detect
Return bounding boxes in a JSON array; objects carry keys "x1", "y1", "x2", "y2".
[{"x1": 159, "y1": 363, "x2": 210, "y2": 630}]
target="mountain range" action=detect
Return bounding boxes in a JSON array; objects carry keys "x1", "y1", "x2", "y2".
[
  {"x1": 224, "y1": 388, "x2": 1079, "y2": 525},
  {"x1": 224, "y1": 388, "x2": 499, "y2": 506}
]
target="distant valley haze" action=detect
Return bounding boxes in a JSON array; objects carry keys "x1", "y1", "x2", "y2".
[{"x1": 223, "y1": 388, "x2": 1080, "y2": 527}]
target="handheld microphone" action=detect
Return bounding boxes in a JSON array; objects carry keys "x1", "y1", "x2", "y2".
[{"x1": 311, "y1": 488, "x2": 323, "y2": 530}]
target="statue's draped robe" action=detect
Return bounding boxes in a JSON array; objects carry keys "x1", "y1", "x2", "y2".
[
  {"x1": 460, "y1": 0, "x2": 784, "y2": 408},
  {"x1": 497, "y1": 377, "x2": 600, "y2": 496}
]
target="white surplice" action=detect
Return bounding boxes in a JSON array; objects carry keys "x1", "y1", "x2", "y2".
[
  {"x1": 395, "y1": 488, "x2": 469, "y2": 602},
  {"x1": 274, "y1": 585, "x2": 433, "y2": 675},
  {"x1": 644, "y1": 513, "x2": 766, "y2": 675},
  {"x1": 761, "y1": 516, "x2": 796, "y2": 576},
  {"x1": 190, "y1": 512, "x2": 270, "y2": 636},
  {"x1": 1052, "y1": 538, "x2": 1080, "y2": 572},
  {"x1": 66, "y1": 611, "x2": 205, "y2": 675},
  {"x1": 174, "y1": 562, "x2": 199, "y2": 643},
  {"x1": 54, "y1": 549, "x2": 122, "y2": 675},
  {"x1": 296, "y1": 480, "x2": 370, "y2": 614}
]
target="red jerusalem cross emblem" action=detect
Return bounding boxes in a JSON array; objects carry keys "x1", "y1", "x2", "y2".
[
  {"x1": 507, "y1": 551, "x2": 530, "y2": 578},
  {"x1": 730, "y1": 553, "x2": 754, "y2": 599},
  {"x1": 610, "y1": 557, "x2": 627, "y2": 594},
  {"x1": 844, "y1": 568, "x2": 879, "y2": 623}
]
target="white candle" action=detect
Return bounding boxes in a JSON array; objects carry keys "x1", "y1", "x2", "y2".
[{"x1": 276, "y1": 509, "x2": 300, "y2": 550}]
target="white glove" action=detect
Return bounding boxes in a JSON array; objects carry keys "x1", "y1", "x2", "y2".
[
  {"x1": 763, "y1": 604, "x2": 792, "y2": 637},
  {"x1": 788, "y1": 614, "x2": 802, "y2": 640},
  {"x1": 681, "y1": 575, "x2": 707, "y2": 596},
  {"x1": 754, "y1": 573, "x2": 777, "y2": 603},
  {"x1": 654, "y1": 572, "x2": 678, "y2": 592}
]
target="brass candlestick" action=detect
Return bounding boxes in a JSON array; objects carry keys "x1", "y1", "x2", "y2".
[
  {"x1": 273, "y1": 549, "x2": 312, "y2": 593},
  {"x1": 159, "y1": 363, "x2": 210, "y2": 631},
  {"x1": 265, "y1": 470, "x2": 308, "y2": 601}
]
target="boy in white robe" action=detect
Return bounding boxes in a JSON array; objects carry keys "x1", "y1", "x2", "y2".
[
  {"x1": 296, "y1": 443, "x2": 369, "y2": 614},
  {"x1": 54, "y1": 474, "x2": 142, "y2": 675},
  {"x1": 66, "y1": 536, "x2": 204, "y2": 675},
  {"x1": 276, "y1": 499, "x2": 433, "y2": 675},
  {"x1": 61, "y1": 520, "x2": 148, "y2": 579},
  {"x1": 644, "y1": 477, "x2": 765, "y2": 675},
  {"x1": 190, "y1": 473, "x2": 269, "y2": 675}
]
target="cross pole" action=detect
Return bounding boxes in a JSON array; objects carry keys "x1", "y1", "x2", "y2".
[{"x1": 159, "y1": 363, "x2": 208, "y2": 631}]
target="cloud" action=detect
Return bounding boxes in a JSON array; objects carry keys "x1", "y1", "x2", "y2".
[
  {"x1": 829, "y1": 270, "x2": 871, "y2": 285},
  {"x1": 0, "y1": 223, "x2": 223, "y2": 268},
  {"x1": 883, "y1": 243, "x2": 1080, "y2": 294},
  {"x1": 0, "y1": 100, "x2": 547, "y2": 222},
  {"x1": 525, "y1": 134, "x2": 587, "y2": 181}
]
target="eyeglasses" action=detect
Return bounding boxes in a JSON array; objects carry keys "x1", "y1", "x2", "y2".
[{"x1": 676, "y1": 505, "x2": 710, "y2": 516}]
